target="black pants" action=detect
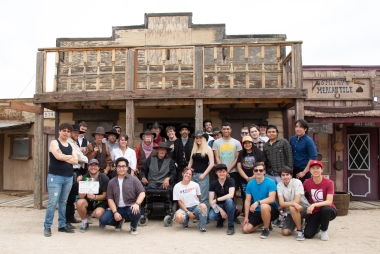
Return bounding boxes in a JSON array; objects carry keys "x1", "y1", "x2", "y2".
[
  {"x1": 176, "y1": 166, "x2": 185, "y2": 183},
  {"x1": 304, "y1": 206, "x2": 337, "y2": 238},
  {"x1": 293, "y1": 166, "x2": 311, "y2": 183},
  {"x1": 66, "y1": 170, "x2": 81, "y2": 221}
]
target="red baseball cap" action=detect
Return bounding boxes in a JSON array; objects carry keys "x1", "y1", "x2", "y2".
[{"x1": 309, "y1": 160, "x2": 323, "y2": 168}]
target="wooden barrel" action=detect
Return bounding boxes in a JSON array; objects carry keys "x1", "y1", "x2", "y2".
[{"x1": 333, "y1": 192, "x2": 350, "y2": 216}]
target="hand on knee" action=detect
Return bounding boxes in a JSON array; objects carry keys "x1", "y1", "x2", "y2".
[{"x1": 174, "y1": 213, "x2": 183, "y2": 223}]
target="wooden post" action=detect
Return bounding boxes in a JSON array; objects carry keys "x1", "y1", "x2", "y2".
[
  {"x1": 111, "y1": 49, "x2": 115, "y2": 90},
  {"x1": 294, "y1": 43, "x2": 304, "y2": 120},
  {"x1": 126, "y1": 49, "x2": 135, "y2": 90},
  {"x1": 195, "y1": 99, "x2": 203, "y2": 131},
  {"x1": 34, "y1": 52, "x2": 44, "y2": 209},
  {"x1": 125, "y1": 100, "x2": 135, "y2": 148},
  {"x1": 96, "y1": 50, "x2": 101, "y2": 90},
  {"x1": 261, "y1": 46, "x2": 265, "y2": 88},
  {"x1": 195, "y1": 47, "x2": 203, "y2": 89}
]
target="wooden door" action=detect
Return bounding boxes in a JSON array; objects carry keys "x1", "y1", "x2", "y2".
[{"x1": 347, "y1": 128, "x2": 378, "y2": 200}]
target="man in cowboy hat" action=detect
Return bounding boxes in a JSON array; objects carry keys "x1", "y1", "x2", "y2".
[
  {"x1": 135, "y1": 129, "x2": 158, "y2": 174},
  {"x1": 66, "y1": 124, "x2": 89, "y2": 228},
  {"x1": 105, "y1": 128, "x2": 120, "y2": 153},
  {"x1": 85, "y1": 126, "x2": 113, "y2": 179},
  {"x1": 172, "y1": 123, "x2": 194, "y2": 183},
  {"x1": 150, "y1": 122, "x2": 166, "y2": 144},
  {"x1": 140, "y1": 142, "x2": 176, "y2": 190}
]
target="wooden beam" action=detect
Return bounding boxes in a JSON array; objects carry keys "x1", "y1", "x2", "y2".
[
  {"x1": 34, "y1": 52, "x2": 44, "y2": 209},
  {"x1": 195, "y1": 99, "x2": 203, "y2": 131},
  {"x1": 34, "y1": 88, "x2": 307, "y2": 103},
  {"x1": 295, "y1": 98, "x2": 304, "y2": 120},
  {"x1": 10, "y1": 102, "x2": 43, "y2": 114},
  {"x1": 195, "y1": 47, "x2": 203, "y2": 89},
  {"x1": 125, "y1": 100, "x2": 135, "y2": 147},
  {"x1": 305, "y1": 106, "x2": 373, "y2": 114}
]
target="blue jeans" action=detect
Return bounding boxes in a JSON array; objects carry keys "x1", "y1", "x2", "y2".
[
  {"x1": 208, "y1": 198, "x2": 236, "y2": 227},
  {"x1": 192, "y1": 173, "x2": 210, "y2": 212},
  {"x1": 177, "y1": 205, "x2": 207, "y2": 228},
  {"x1": 100, "y1": 206, "x2": 141, "y2": 229},
  {"x1": 44, "y1": 174, "x2": 73, "y2": 228}
]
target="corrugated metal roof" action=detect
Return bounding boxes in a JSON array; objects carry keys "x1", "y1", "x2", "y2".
[{"x1": 0, "y1": 121, "x2": 33, "y2": 133}]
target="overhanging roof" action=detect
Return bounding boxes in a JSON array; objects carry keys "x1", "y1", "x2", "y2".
[{"x1": 0, "y1": 121, "x2": 34, "y2": 133}]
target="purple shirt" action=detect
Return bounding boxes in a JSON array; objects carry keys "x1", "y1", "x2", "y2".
[{"x1": 107, "y1": 174, "x2": 145, "y2": 207}]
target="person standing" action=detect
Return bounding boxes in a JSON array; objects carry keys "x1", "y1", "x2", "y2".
[
  {"x1": 112, "y1": 134, "x2": 137, "y2": 175},
  {"x1": 290, "y1": 119, "x2": 318, "y2": 183},
  {"x1": 239, "y1": 127, "x2": 249, "y2": 147},
  {"x1": 105, "y1": 128, "x2": 120, "y2": 153},
  {"x1": 135, "y1": 130, "x2": 157, "y2": 176},
  {"x1": 165, "y1": 126, "x2": 177, "y2": 156},
  {"x1": 187, "y1": 130, "x2": 214, "y2": 213},
  {"x1": 172, "y1": 123, "x2": 194, "y2": 182},
  {"x1": 212, "y1": 122, "x2": 242, "y2": 218},
  {"x1": 303, "y1": 160, "x2": 337, "y2": 240},
  {"x1": 249, "y1": 124, "x2": 266, "y2": 152},
  {"x1": 44, "y1": 123, "x2": 78, "y2": 237},
  {"x1": 258, "y1": 121, "x2": 269, "y2": 142},
  {"x1": 203, "y1": 119, "x2": 215, "y2": 145},
  {"x1": 99, "y1": 157, "x2": 146, "y2": 234},
  {"x1": 150, "y1": 122, "x2": 166, "y2": 144}
]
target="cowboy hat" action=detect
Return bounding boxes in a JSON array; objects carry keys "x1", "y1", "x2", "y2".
[
  {"x1": 149, "y1": 122, "x2": 163, "y2": 130},
  {"x1": 194, "y1": 130, "x2": 209, "y2": 141},
  {"x1": 140, "y1": 129, "x2": 157, "y2": 140},
  {"x1": 91, "y1": 126, "x2": 106, "y2": 137},
  {"x1": 176, "y1": 123, "x2": 194, "y2": 133},
  {"x1": 71, "y1": 124, "x2": 86, "y2": 134},
  {"x1": 153, "y1": 142, "x2": 171, "y2": 151},
  {"x1": 105, "y1": 128, "x2": 120, "y2": 139},
  {"x1": 212, "y1": 127, "x2": 221, "y2": 135}
]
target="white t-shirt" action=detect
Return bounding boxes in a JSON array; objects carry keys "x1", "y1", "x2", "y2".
[
  {"x1": 277, "y1": 178, "x2": 309, "y2": 207},
  {"x1": 212, "y1": 137, "x2": 242, "y2": 173},
  {"x1": 118, "y1": 178, "x2": 126, "y2": 207},
  {"x1": 173, "y1": 181, "x2": 201, "y2": 208},
  {"x1": 112, "y1": 147, "x2": 137, "y2": 171}
]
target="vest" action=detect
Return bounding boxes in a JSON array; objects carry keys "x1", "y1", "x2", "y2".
[
  {"x1": 137, "y1": 144, "x2": 157, "y2": 170},
  {"x1": 148, "y1": 157, "x2": 170, "y2": 184},
  {"x1": 92, "y1": 142, "x2": 107, "y2": 170}
]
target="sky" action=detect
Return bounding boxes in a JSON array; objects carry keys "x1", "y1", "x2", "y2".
[{"x1": 0, "y1": 0, "x2": 379, "y2": 99}]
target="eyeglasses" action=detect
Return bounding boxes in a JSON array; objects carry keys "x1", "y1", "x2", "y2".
[
  {"x1": 117, "y1": 165, "x2": 128, "y2": 169},
  {"x1": 241, "y1": 132, "x2": 249, "y2": 135},
  {"x1": 254, "y1": 169, "x2": 264, "y2": 173}
]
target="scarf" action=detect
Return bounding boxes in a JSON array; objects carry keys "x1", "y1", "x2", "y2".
[{"x1": 142, "y1": 141, "x2": 153, "y2": 158}]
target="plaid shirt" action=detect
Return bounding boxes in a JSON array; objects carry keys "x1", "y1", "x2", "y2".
[
  {"x1": 263, "y1": 138, "x2": 293, "y2": 174},
  {"x1": 253, "y1": 138, "x2": 266, "y2": 152}
]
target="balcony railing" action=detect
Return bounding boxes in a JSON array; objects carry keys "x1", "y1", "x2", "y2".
[{"x1": 38, "y1": 41, "x2": 301, "y2": 94}]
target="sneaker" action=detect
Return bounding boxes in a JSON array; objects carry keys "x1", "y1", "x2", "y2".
[
  {"x1": 234, "y1": 217, "x2": 241, "y2": 224},
  {"x1": 273, "y1": 218, "x2": 281, "y2": 227},
  {"x1": 227, "y1": 226, "x2": 235, "y2": 235},
  {"x1": 193, "y1": 219, "x2": 198, "y2": 223},
  {"x1": 183, "y1": 224, "x2": 189, "y2": 229},
  {"x1": 296, "y1": 231, "x2": 305, "y2": 241},
  {"x1": 58, "y1": 226, "x2": 75, "y2": 233},
  {"x1": 216, "y1": 219, "x2": 225, "y2": 228},
  {"x1": 130, "y1": 227, "x2": 138, "y2": 235},
  {"x1": 99, "y1": 221, "x2": 105, "y2": 229},
  {"x1": 44, "y1": 228, "x2": 51, "y2": 237},
  {"x1": 269, "y1": 223, "x2": 273, "y2": 231},
  {"x1": 199, "y1": 227, "x2": 207, "y2": 234},
  {"x1": 279, "y1": 216, "x2": 286, "y2": 228},
  {"x1": 320, "y1": 230, "x2": 329, "y2": 241},
  {"x1": 260, "y1": 228, "x2": 270, "y2": 239},
  {"x1": 66, "y1": 222, "x2": 76, "y2": 230},
  {"x1": 80, "y1": 223, "x2": 89, "y2": 233},
  {"x1": 114, "y1": 219, "x2": 124, "y2": 232}
]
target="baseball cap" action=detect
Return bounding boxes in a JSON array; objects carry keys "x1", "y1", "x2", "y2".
[
  {"x1": 309, "y1": 160, "x2": 323, "y2": 168},
  {"x1": 88, "y1": 159, "x2": 99, "y2": 165}
]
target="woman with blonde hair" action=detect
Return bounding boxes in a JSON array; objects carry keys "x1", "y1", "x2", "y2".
[{"x1": 187, "y1": 130, "x2": 214, "y2": 213}]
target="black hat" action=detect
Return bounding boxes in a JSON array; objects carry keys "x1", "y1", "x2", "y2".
[
  {"x1": 214, "y1": 164, "x2": 228, "y2": 171},
  {"x1": 140, "y1": 129, "x2": 157, "y2": 140},
  {"x1": 153, "y1": 142, "x2": 171, "y2": 151},
  {"x1": 91, "y1": 126, "x2": 106, "y2": 137},
  {"x1": 149, "y1": 122, "x2": 163, "y2": 130},
  {"x1": 105, "y1": 128, "x2": 120, "y2": 139},
  {"x1": 176, "y1": 123, "x2": 194, "y2": 133},
  {"x1": 194, "y1": 130, "x2": 209, "y2": 141},
  {"x1": 212, "y1": 127, "x2": 221, "y2": 135},
  {"x1": 113, "y1": 125, "x2": 122, "y2": 131},
  {"x1": 258, "y1": 120, "x2": 268, "y2": 127},
  {"x1": 72, "y1": 124, "x2": 85, "y2": 134}
]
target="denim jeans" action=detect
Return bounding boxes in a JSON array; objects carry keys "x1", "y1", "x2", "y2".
[
  {"x1": 208, "y1": 198, "x2": 236, "y2": 227},
  {"x1": 44, "y1": 174, "x2": 73, "y2": 228},
  {"x1": 241, "y1": 182, "x2": 247, "y2": 206},
  {"x1": 265, "y1": 174, "x2": 281, "y2": 184},
  {"x1": 100, "y1": 206, "x2": 141, "y2": 229},
  {"x1": 177, "y1": 205, "x2": 207, "y2": 228},
  {"x1": 192, "y1": 173, "x2": 210, "y2": 212}
]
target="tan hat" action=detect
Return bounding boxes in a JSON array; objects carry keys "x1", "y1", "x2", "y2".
[
  {"x1": 91, "y1": 126, "x2": 106, "y2": 137},
  {"x1": 242, "y1": 136, "x2": 253, "y2": 143}
]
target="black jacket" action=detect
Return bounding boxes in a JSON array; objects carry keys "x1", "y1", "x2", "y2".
[{"x1": 171, "y1": 138, "x2": 194, "y2": 168}]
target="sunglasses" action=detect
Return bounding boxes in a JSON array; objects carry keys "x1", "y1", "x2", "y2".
[
  {"x1": 254, "y1": 169, "x2": 264, "y2": 173},
  {"x1": 241, "y1": 132, "x2": 249, "y2": 135}
]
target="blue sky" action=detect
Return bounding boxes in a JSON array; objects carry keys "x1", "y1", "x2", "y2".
[{"x1": 1, "y1": 0, "x2": 379, "y2": 99}]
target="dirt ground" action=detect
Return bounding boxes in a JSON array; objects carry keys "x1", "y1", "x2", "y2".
[{"x1": 0, "y1": 207, "x2": 379, "y2": 253}]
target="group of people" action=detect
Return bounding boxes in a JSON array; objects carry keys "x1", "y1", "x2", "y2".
[{"x1": 43, "y1": 119, "x2": 337, "y2": 241}]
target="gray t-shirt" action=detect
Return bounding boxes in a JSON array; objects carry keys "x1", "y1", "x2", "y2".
[
  {"x1": 277, "y1": 178, "x2": 310, "y2": 207},
  {"x1": 212, "y1": 137, "x2": 242, "y2": 173}
]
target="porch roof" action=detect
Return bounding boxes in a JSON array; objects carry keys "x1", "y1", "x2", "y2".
[{"x1": 0, "y1": 121, "x2": 34, "y2": 133}]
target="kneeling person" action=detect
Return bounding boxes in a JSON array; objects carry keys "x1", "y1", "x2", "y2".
[
  {"x1": 77, "y1": 159, "x2": 109, "y2": 232},
  {"x1": 277, "y1": 166, "x2": 310, "y2": 241},
  {"x1": 242, "y1": 162, "x2": 279, "y2": 239},
  {"x1": 99, "y1": 158, "x2": 146, "y2": 235},
  {"x1": 208, "y1": 164, "x2": 238, "y2": 235},
  {"x1": 173, "y1": 168, "x2": 207, "y2": 233}
]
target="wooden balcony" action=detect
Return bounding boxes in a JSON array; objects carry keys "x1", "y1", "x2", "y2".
[{"x1": 33, "y1": 41, "x2": 306, "y2": 105}]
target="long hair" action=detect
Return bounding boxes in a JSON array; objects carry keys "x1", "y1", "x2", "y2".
[
  {"x1": 190, "y1": 136, "x2": 208, "y2": 157},
  {"x1": 241, "y1": 141, "x2": 265, "y2": 158}
]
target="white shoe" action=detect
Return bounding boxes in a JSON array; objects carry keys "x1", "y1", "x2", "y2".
[
  {"x1": 130, "y1": 227, "x2": 138, "y2": 235},
  {"x1": 320, "y1": 230, "x2": 329, "y2": 241},
  {"x1": 296, "y1": 231, "x2": 305, "y2": 241}
]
